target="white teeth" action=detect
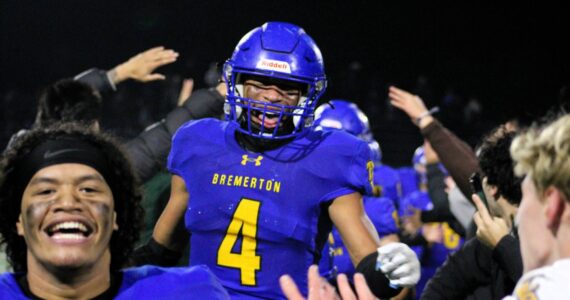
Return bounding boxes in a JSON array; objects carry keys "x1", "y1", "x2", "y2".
[
  {"x1": 52, "y1": 233, "x2": 86, "y2": 240},
  {"x1": 50, "y1": 221, "x2": 88, "y2": 233}
]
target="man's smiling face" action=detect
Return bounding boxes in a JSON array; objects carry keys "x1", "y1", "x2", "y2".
[
  {"x1": 17, "y1": 163, "x2": 117, "y2": 270},
  {"x1": 242, "y1": 75, "x2": 304, "y2": 130}
]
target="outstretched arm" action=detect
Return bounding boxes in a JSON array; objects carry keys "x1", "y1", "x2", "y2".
[
  {"x1": 329, "y1": 192, "x2": 380, "y2": 266},
  {"x1": 389, "y1": 86, "x2": 480, "y2": 199},
  {"x1": 124, "y1": 86, "x2": 225, "y2": 182},
  {"x1": 108, "y1": 46, "x2": 178, "y2": 85},
  {"x1": 75, "y1": 46, "x2": 178, "y2": 93},
  {"x1": 152, "y1": 174, "x2": 190, "y2": 251},
  {"x1": 329, "y1": 193, "x2": 419, "y2": 299}
]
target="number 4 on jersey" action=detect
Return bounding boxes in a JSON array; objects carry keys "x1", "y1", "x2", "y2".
[{"x1": 217, "y1": 198, "x2": 261, "y2": 286}]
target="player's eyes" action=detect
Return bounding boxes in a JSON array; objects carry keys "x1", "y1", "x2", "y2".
[
  {"x1": 246, "y1": 82, "x2": 265, "y2": 90},
  {"x1": 79, "y1": 187, "x2": 99, "y2": 193},
  {"x1": 36, "y1": 189, "x2": 55, "y2": 196},
  {"x1": 285, "y1": 91, "x2": 300, "y2": 98}
]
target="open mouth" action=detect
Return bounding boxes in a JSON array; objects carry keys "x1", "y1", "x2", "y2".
[
  {"x1": 250, "y1": 109, "x2": 282, "y2": 129},
  {"x1": 45, "y1": 221, "x2": 94, "y2": 241}
]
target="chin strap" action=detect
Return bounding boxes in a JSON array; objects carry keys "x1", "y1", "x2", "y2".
[{"x1": 234, "y1": 130, "x2": 293, "y2": 153}]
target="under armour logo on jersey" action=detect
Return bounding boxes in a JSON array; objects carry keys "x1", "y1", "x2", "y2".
[{"x1": 241, "y1": 154, "x2": 263, "y2": 166}]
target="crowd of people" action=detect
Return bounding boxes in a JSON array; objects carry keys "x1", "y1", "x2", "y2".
[{"x1": 0, "y1": 21, "x2": 568, "y2": 299}]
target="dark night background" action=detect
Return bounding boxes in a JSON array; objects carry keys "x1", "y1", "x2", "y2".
[{"x1": 1, "y1": 1, "x2": 568, "y2": 166}]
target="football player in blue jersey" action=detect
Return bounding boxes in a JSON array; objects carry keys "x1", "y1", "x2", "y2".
[
  {"x1": 143, "y1": 22, "x2": 420, "y2": 299},
  {"x1": 0, "y1": 123, "x2": 229, "y2": 299},
  {"x1": 398, "y1": 145, "x2": 464, "y2": 299},
  {"x1": 313, "y1": 100, "x2": 401, "y2": 278},
  {"x1": 314, "y1": 100, "x2": 401, "y2": 204}
]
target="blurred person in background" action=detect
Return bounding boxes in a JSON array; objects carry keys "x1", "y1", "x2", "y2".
[
  {"x1": 313, "y1": 99, "x2": 410, "y2": 299},
  {"x1": 421, "y1": 127, "x2": 523, "y2": 299},
  {"x1": 397, "y1": 144, "x2": 464, "y2": 299}
]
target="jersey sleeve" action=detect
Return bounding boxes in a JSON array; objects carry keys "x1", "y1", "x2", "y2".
[
  {"x1": 167, "y1": 120, "x2": 195, "y2": 177},
  {"x1": 313, "y1": 133, "x2": 375, "y2": 203},
  {"x1": 167, "y1": 118, "x2": 223, "y2": 178},
  {"x1": 348, "y1": 139, "x2": 376, "y2": 197},
  {"x1": 364, "y1": 197, "x2": 399, "y2": 237}
]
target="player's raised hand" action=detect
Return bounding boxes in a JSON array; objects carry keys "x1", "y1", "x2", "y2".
[
  {"x1": 113, "y1": 46, "x2": 179, "y2": 84},
  {"x1": 472, "y1": 194, "x2": 509, "y2": 248}
]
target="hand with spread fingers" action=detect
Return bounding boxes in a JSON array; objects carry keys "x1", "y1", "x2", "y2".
[
  {"x1": 112, "y1": 46, "x2": 179, "y2": 84},
  {"x1": 280, "y1": 265, "x2": 378, "y2": 300},
  {"x1": 388, "y1": 86, "x2": 433, "y2": 128},
  {"x1": 472, "y1": 194, "x2": 510, "y2": 248}
]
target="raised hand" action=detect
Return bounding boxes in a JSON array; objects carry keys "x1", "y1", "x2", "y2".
[
  {"x1": 388, "y1": 86, "x2": 433, "y2": 128},
  {"x1": 472, "y1": 194, "x2": 510, "y2": 248},
  {"x1": 112, "y1": 46, "x2": 179, "y2": 84}
]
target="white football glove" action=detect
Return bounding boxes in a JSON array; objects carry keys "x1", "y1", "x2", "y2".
[{"x1": 376, "y1": 242, "x2": 420, "y2": 288}]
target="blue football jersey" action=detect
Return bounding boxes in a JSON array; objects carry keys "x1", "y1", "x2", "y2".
[
  {"x1": 397, "y1": 191, "x2": 464, "y2": 299},
  {"x1": 415, "y1": 222, "x2": 464, "y2": 299},
  {"x1": 0, "y1": 265, "x2": 229, "y2": 299},
  {"x1": 318, "y1": 234, "x2": 337, "y2": 280},
  {"x1": 0, "y1": 273, "x2": 28, "y2": 300},
  {"x1": 118, "y1": 265, "x2": 229, "y2": 299},
  {"x1": 168, "y1": 119, "x2": 375, "y2": 299},
  {"x1": 374, "y1": 164, "x2": 401, "y2": 204},
  {"x1": 397, "y1": 167, "x2": 419, "y2": 198}
]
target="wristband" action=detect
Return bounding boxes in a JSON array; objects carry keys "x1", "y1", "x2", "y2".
[
  {"x1": 355, "y1": 251, "x2": 402, "y2": 299},
  {"x1": 414, "y1": 106, "x2": 440, "y2": 125}
]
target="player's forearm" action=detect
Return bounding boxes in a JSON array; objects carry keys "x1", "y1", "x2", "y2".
[{"x1": 152, "y1": 212, "x2": 189, "y2": 252}]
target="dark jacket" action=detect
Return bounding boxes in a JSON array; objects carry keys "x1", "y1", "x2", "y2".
[
  {"x1": 420, "y1": 233, "x2": 522, "y2": 300},
  {"x1": 77, "y1": 68, "x2": 225, "y2": 182},
  {"x1": 420, "y1": 119, "x2": 480, "y2": 200}
]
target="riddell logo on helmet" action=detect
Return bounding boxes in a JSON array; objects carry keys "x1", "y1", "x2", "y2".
[{"x1": 256, "y1": 59, "x2": 292, "y2": 74}]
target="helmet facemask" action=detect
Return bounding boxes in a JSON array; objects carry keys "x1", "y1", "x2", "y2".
[{"x1": 223, "y1": 65, "x2": 326, "y2": 140}]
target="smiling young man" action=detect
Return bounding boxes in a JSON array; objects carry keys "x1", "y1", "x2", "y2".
[
  {"x1": 139, "y1": 22, "x2": 420, "y2": 299},
  {"x1": 505, "y1": 114, "x2": 570, "y2": 299},
  {"x1": 0, "y1": 123, "x2": 228, "y2": 299}
]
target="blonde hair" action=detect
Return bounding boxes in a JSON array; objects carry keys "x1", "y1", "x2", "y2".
[{"x1": 510, "y1": 114, "x2": 570, "y2": 200}]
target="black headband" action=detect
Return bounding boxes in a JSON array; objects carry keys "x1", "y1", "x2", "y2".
[{"x1": 13, "y1": 137, "x2": 113, "y2": 199}]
